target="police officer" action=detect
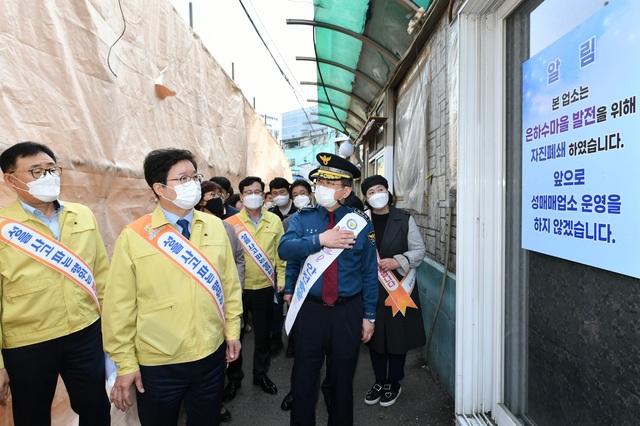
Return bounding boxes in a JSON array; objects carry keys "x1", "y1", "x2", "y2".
[{"x1": 279, "y1": 153, "x2": 378, "y2": 426}]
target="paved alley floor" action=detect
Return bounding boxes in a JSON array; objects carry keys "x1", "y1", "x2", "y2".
[{"x1": 217, "y1": 332, "x2": 455, "y2": 426}]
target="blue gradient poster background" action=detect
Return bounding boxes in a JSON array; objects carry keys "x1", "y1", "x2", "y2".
[{"x1": 521, "y1": 0, "x2": 640, "y2": 278}]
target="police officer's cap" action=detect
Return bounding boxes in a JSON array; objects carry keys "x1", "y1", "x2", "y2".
[{"x1": 308, "y1": 152, "x2": 361, "y2": 181}]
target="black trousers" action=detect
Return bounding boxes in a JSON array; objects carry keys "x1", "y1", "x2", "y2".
[
  {"x1": 271, "y1": 289, "x2": 285, "y2": 337},
  {"x1": 137, "y1": 342, "x2": 226, "y2": 426},
  {"x1": 291, "y1": 296, "x2": 362, "y2": 426},
  {"x1": 226, "y1": 293, "x2": 247, "y2": 384},
  {"x1": 369, "y1": 349, "x2": 407, "y2": 383},
  {"x1": 3, "y1": 319, "x2": 110, "y2": 426},
  {"x1": 243, "y1": 286, "x2": 274, "y2": 378}
]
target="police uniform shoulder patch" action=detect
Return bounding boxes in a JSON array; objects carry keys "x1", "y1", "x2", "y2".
[{"x1": 368, "y1": 231, "x2": 376, "y2": 245}]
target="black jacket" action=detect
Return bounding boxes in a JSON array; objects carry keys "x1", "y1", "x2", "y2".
[
  {"x1": 268, "y1": 202, "x2": 297, "y2": 221},
  {"x1": 368, "y1": 205, "x2": 426, "y2": 355}
]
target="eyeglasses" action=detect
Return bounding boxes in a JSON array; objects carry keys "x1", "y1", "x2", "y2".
[
  {"x1": 166, "y1": 174, "x2": 204, "y2": 185},
  {"x1": 315, "y1": 179, "x2": 344, "y2": 189},
  {"x1": 242, "y1": 190, "x2": 264, "y2": 196},
  {"x1": 12, "y1": 166, "x2": 63, "y2": 180}
]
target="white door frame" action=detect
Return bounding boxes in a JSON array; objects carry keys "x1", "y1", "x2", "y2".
[{"x1": 456, "y1": 0, "x2": 523, "y2": 424}]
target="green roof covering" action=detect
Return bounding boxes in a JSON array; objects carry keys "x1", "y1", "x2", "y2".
[{"x1": 307, "y1": 0, "x2": 433, "y2": 138}]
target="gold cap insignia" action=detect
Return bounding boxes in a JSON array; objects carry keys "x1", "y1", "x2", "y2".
[{"x1": 319, "y1": 154, "x2": 331, "y2": 166}]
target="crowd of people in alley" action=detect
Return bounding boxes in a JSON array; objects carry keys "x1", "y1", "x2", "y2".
[{"x1": 0, "y1": 141, "x2": 427, "y2": 426}]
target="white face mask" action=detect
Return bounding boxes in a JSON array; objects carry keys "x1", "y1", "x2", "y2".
[
  {"x1": 21, "y1": 173, "x2": 61, "y2": 202},
  {"x1": 293, "y1": 194, "x2": 310, "y2": 209},
  {"x1": 273, "y1": 195, "x2": 290, "y2": 207},
  {"x1": 368, "y1": 192, "x2": 389, "y2": 209},
  {"x1": 265, "y1": 201, "x2": 275, "y2": 209},
  {"x1": 314, "y1": 185, "x2": 338, "y2": 209},
  {"x1": 244, "y1": 194, "x2": 264, "y2": 210},
  {"x1": 164, "y1": 180, "x2": 201, "y2": 210}
]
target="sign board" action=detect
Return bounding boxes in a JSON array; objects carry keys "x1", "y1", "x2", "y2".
[{"x1": 522, "y1": 0, "x2": 640, "y2": 278}]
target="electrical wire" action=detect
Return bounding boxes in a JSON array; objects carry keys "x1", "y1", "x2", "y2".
[
  {"x1": 107, "y1": 0, "x2": 126, "y2": 77},
  {"x1": 244, "y1": 0, "x2": 307, "y2": 97},
  {"x1": 312, "y1": 29, "x2": 350, "y2": 137},
  {"x1": 237, "y1": 0, "x2": 316, "y2": 130}
]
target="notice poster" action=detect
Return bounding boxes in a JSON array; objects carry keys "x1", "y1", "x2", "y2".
[{"x1": 522, "y1": 0, "x2": 640, "y2": 278}]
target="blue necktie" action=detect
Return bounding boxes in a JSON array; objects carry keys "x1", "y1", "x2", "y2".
[{"x1": 176, "y1": 219, "x2": 190, "y2": 239}]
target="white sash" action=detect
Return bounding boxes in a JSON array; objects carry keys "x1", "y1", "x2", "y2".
[
  {"x1": 377, "y1": 251, "x2": 418, "y2": 316},
  {"x1": 225, "y1": 214, "x2": 276, "y2": 287},
  {"x1": 0, "y1": 216, "x2": 117, "y2": 384},
  {"x1": 365, "y1": 210, "x2": 418, "y2": 316},
  {"x1": 284, "y1": 212, "x2": 368, "y2": 334},
  {"x1": 0, "y1": 217, "x2": 99, "y2": 308},
  {"x1": 128, "y1": 215, "x2": 226, "y2": 323}
]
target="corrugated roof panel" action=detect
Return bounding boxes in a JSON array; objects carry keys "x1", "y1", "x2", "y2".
[{"x1": 309, "y1": 0, "x2": 434, "y2": 138}]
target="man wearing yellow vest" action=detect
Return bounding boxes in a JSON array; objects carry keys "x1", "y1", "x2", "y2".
[
  {"x1": 102, "y1": 148, "x2": 242, "y2": 425},
  {"x1": 225, "y1": 176, "x2": 285, "y2": 395},
  {"x1": 0, "y1": 141, "x2": 111, "y2": 424}
]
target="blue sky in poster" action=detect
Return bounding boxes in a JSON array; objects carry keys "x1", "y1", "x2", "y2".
[{"x1": 521, "y1": 0, "x2": 640, "y2": 278}]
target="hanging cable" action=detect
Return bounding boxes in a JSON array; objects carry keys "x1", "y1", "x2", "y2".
[
  {"x1": 107, "y1": 0, "x2": 126, "y2": 77},
  {"x1": 244, "y1": 0, "x2": 307, "y2": 98},
  {"x1": 237, "y1": 0, "x2": 316, "y2": 130},
  {"x1": 312, "y1": 29, "x2": 351, "y2": 137}
]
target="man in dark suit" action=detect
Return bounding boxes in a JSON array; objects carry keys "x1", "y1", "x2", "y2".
[{"x1": 210, "y1": 176, "x2": 240, "y2": 217}]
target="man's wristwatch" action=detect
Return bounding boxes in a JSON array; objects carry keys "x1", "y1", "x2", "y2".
[{"x1": 367, "y1": 318, "x2": 376, "y2": 323}]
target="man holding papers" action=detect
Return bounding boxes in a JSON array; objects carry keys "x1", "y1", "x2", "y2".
[
  {"x1": 279, "y1": 152, "x2": 378, "y2": 426},
  {"x1": 102, "y1": 148, "x2": 242, "y2": 425}
]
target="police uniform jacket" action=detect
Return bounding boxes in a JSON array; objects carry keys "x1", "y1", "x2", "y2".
[
  {"x1": 102, "y1": 206, "x2": 243, "y2": 376},
  {"x1": 369, "y1": 205, "x2": 426, "y2": 354},
  {"x1": 0, "y1": 199, "x2": 109, "y2": 367},
  {"x1": 278, "y1": 204, "x2": 378, "y2": 319}
]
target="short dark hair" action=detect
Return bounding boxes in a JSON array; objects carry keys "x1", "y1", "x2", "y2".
[
  {"x1": 291, "y1": 179, "x2": 312, "y2": 194},
  {"x1": 200, "y1": 180, "x2": 222, "y2": 203},
  {"x1": 343, "y1": 192, "x2": 364, "y2": 210},
  {"x1": 210, "y1": 176, "x2": 233, "y2": 195},
  {"x1": 228, "y1": 193, "x2": 242, "y2": 208},
  {"x1": 0, "y1": 141, "x2": 57, "y2": 173},
  {"x1": 269, "y1": 177, "x2": 290, "y2": 192},
  {"x1": 143, "y1": 149, "x2": 197, "y2": 195},
  {"x1": 238, "y1": 176, "x2": 265, "y2": 193},
  {"x1": 340, "y1": 178, "x2": 353, "y2": 188}
]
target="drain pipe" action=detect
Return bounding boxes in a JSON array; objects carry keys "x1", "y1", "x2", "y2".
[{"x1": 426, "y1": 184, "x2": 456, "y2": 364}]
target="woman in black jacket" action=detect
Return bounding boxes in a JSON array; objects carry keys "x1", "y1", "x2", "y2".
[{"x1": 360, "y1": 175, "x2": 427, "y2": 408}]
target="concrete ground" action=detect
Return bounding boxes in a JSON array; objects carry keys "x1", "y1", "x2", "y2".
[{"x1": 218, "y1": 331, "x2": 455, "y2": 426}]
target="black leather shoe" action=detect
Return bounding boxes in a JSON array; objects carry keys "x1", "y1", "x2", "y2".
[
  {"x1": 253, "y1": 376, "x2": 278, "y2": 394},
  {"x1": 220, "y1": 406, "x2": 232, "y2": 423},
  {"x1": 224, "y1": 380, "x2": 241, "y2": 401},
  {"x1": 281, "y1": 391, "x2": 293, "y2": 411}
]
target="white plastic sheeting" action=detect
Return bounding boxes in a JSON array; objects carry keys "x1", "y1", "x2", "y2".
[
  {"x1": 394, "y1": 55, "x2": 429, "y2": 213},
  {"x1": 0, "y1": 0, "x2": 291, "y2": 252},
  {"x1": 0, "y1": 0, "x2": 290, "y2": 423}
]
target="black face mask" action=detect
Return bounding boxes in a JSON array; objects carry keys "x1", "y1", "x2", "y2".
[{"x1": 205, "y1": 198, "x2": 224, "y2": 216}]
